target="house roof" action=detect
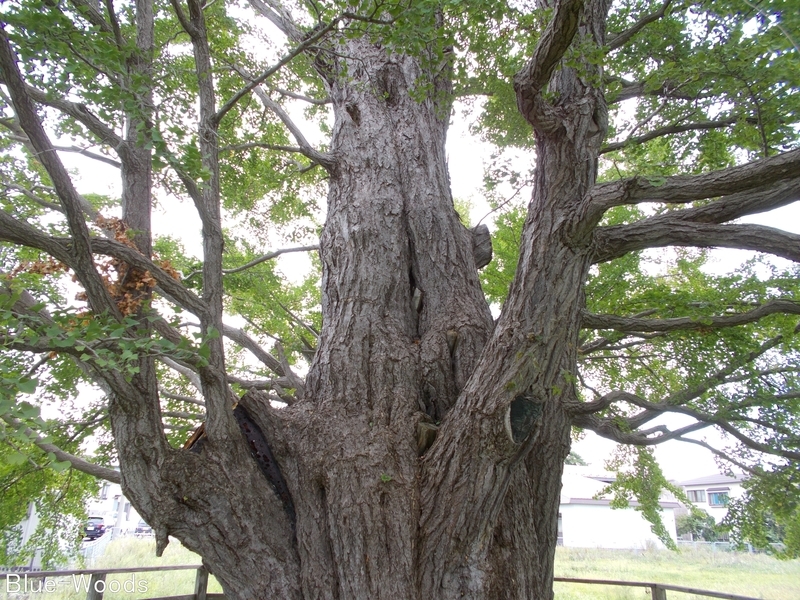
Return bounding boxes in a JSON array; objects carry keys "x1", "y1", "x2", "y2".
[{"x1": 678, "y1": 473, "x2": 746, "y2": 487}]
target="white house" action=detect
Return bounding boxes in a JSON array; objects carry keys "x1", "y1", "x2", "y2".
[
  {"x1": 86, "y1": 479, "x2": 144, "y2": 536},
  {"x1": 558, "y1": 465, "x2": 679, "y2": 549},
  {"x1": 677, "y1": 473, "x2": 746, "y2": 523},
  {"x1": 1, "y1": 502, "x2": 43, "y2": 571}
]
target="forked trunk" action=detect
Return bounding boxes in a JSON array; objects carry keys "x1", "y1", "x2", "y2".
[{"x1": 114, "y1": 10, "x2": 607, "y2": 599}]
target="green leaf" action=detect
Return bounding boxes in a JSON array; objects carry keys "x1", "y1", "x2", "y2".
[{"x1": 17, "y1": 378, "x2": 38, "y2": 394}]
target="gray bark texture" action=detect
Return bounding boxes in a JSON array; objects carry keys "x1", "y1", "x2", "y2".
[
  {"x1": 14, "y1": 0, "x2": 767, "y2": 597},
  {"x1": 110, "y1": 2, "x2": 609, "y2": 597},
  {"x1": 2, "y1": 0, "x2": 799, "y2": 590}
]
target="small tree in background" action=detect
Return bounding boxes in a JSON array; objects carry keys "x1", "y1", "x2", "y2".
[{"x1": 677, "y1": 509, "x2": 723, "y2": 542}]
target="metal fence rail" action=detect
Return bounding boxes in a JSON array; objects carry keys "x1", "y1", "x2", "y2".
[
  {"x1": 2, "y1": 567, "x2": 763, "y2": 600},
  {"x1": 555, "y1": 576, "x2": 763, "y2": 600},
  {"x1": 0, "y1": 564, "x2": 224, "y2": 600}
]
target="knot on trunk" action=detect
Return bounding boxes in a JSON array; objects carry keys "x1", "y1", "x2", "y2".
[
  {"x1": 506, "y1": 393, "x2": 543, "y2": 444},
  {"x1": 375, "y1": 62, "x2": 403, "y2": 107},
  {"x1": 471, "y1": 224, "x2": 492, "y2": 269}
]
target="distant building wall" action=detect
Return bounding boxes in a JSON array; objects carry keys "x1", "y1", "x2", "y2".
[
  {"x1": 86, "y1": 480, "x2": 142, "y2": 535},
  {"x1": 1, "y1": 503, "x2": 43, "y2": 571},
  {"x1": 560, "y1": 500, "x2": 678, "y2": 549},
  {"x1": 679, "y1": 474, "x2": 746, "y2": 524},
  {"x1": 558, "y1": 466, "x2": 679, "y2": 550}
]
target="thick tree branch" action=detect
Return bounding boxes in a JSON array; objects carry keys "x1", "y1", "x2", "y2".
[
  {"x1": 0, "y1": 212, "x2": 212, "y2": 324},
  {"x1": 606, "y1": 76, "x2": 713, "y2": 104},
  {"x1": 573, "y1": 322, "x2": 798, "y2": 418},
  {"x1": 606, "y1": 0, "x2": 673, "y2": 51},
  {"x1": 628, "y1": 400, "x2": 800, "y2": 460},
  {"x1": 68, "y1": 0, "x2": 117, "y2": 36},
  {"x1": 102, "y1": 0, "x2": 125, "y2": 49},
  {"x1": 3, "y1": 182, "x2": 64, "y2": 213},
  {"x1": 589, "y1": 147, "x2": 800, "y2": 209},
  {"x1": 89, "y1": 237, "x2": 210, "y2": 318},
  {"x1": 623, "y1": 327, "x2": 799, "y2": 434},
  {"x1": 248, "y1": 0, "x2": 303, "y2": 41},
  {"x1": 582, "y1": 300, "x2": 800, "y2": 333},
  {"x1": 0, "y1": 27, "x2": 123, "y2": 318},
  {"x1": 0, "y1": 79, "x2": 125, "y2": 151},
  {"x1": 221, "y1": 141, "x2": 308, "y2": 155},
  {"x1": 594, "y1": 221, "x2": 800, "y2": 263},
  {"x1": 568, "y1": 389, "x2": 641, "y2": 414},
  {"x1": 572, "y1": 411, "x2": 711, "y2": 445},
  {"x1": 2, "y1": 415, "x2": 121, "y2": 483},
  {"x1": 514, "y1": 0, "x2": 585, "y2": 123},
  {"x1": 160, "y1": 356, "x2": 203, "y2": 391},
  {"x1": 220, "y1": 323, "x2": 287, "y2": 378},
  {"x1": 51, "y1": 142, "x2": 122, "y2": 168},
  {"x1": 600, "y1": 116, "x2": 755, "y2": 154},
  {"x1": 514, "y1": 0, "x2": 584, "y2": 129},
  {"x1": 0, "y1": 200, "x2": 79, "y2": 267},
  {"x1": 577, "y1": 389, "x2": 800, "y2": 460}
]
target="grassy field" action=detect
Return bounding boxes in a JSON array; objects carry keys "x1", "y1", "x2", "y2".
[
  {"x1": 2, "y1": 536, "x2": 222, "y2": 599},
  {"x1": 4, "y1": 538, "x2": 799, "y2": 599},
  {"x1": 554, "y1": 546, "x2": 800, "y2": 600}
]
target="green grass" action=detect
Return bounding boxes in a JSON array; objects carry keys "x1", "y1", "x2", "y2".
[
  {"x1": 554, "y1": 546, "x2": 800, "y2": 600},
  {"x1": 3, "y1": 537, "x2": 223, "y2": 599}
]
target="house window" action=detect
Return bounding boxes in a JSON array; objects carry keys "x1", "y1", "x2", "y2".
[
  {"x1": 687, "y1": 490, "x2": 706, "y2": 503},
  {"x1": 100, "y1": 483, "x2": 109, "y2": 500},
  {"x1": 708, "y1": 492, "x2": 729, "y2": 506},
  {"x1": 557, "y1": 513, "x2": 563, "y2": 546}
]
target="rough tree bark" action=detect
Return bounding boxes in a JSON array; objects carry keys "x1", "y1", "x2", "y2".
[
  {"x1": 7, "y1": 0, "x2": 800, "y2": 597},
  {"x1": 0, "y1": 0, "x2": 599, "y2": 596}
]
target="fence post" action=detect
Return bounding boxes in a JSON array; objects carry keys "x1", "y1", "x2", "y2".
[
  {"x1": 85, "y1": 572, "x2": 106, "y2": 600},
  {"x1": 194, "y1": 566, "x2": 209, "y2": 600},
  {"x1": 650, "y1": 584, "x2": 667, "y2": 600}
]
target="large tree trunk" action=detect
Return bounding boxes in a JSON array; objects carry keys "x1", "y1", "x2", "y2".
[
  {"x1": 272, "y1": 38, "x2": 496, "y2": 598},
  {"x1": 111, "y1": 3, "x2": 608, "y2": 598}
]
